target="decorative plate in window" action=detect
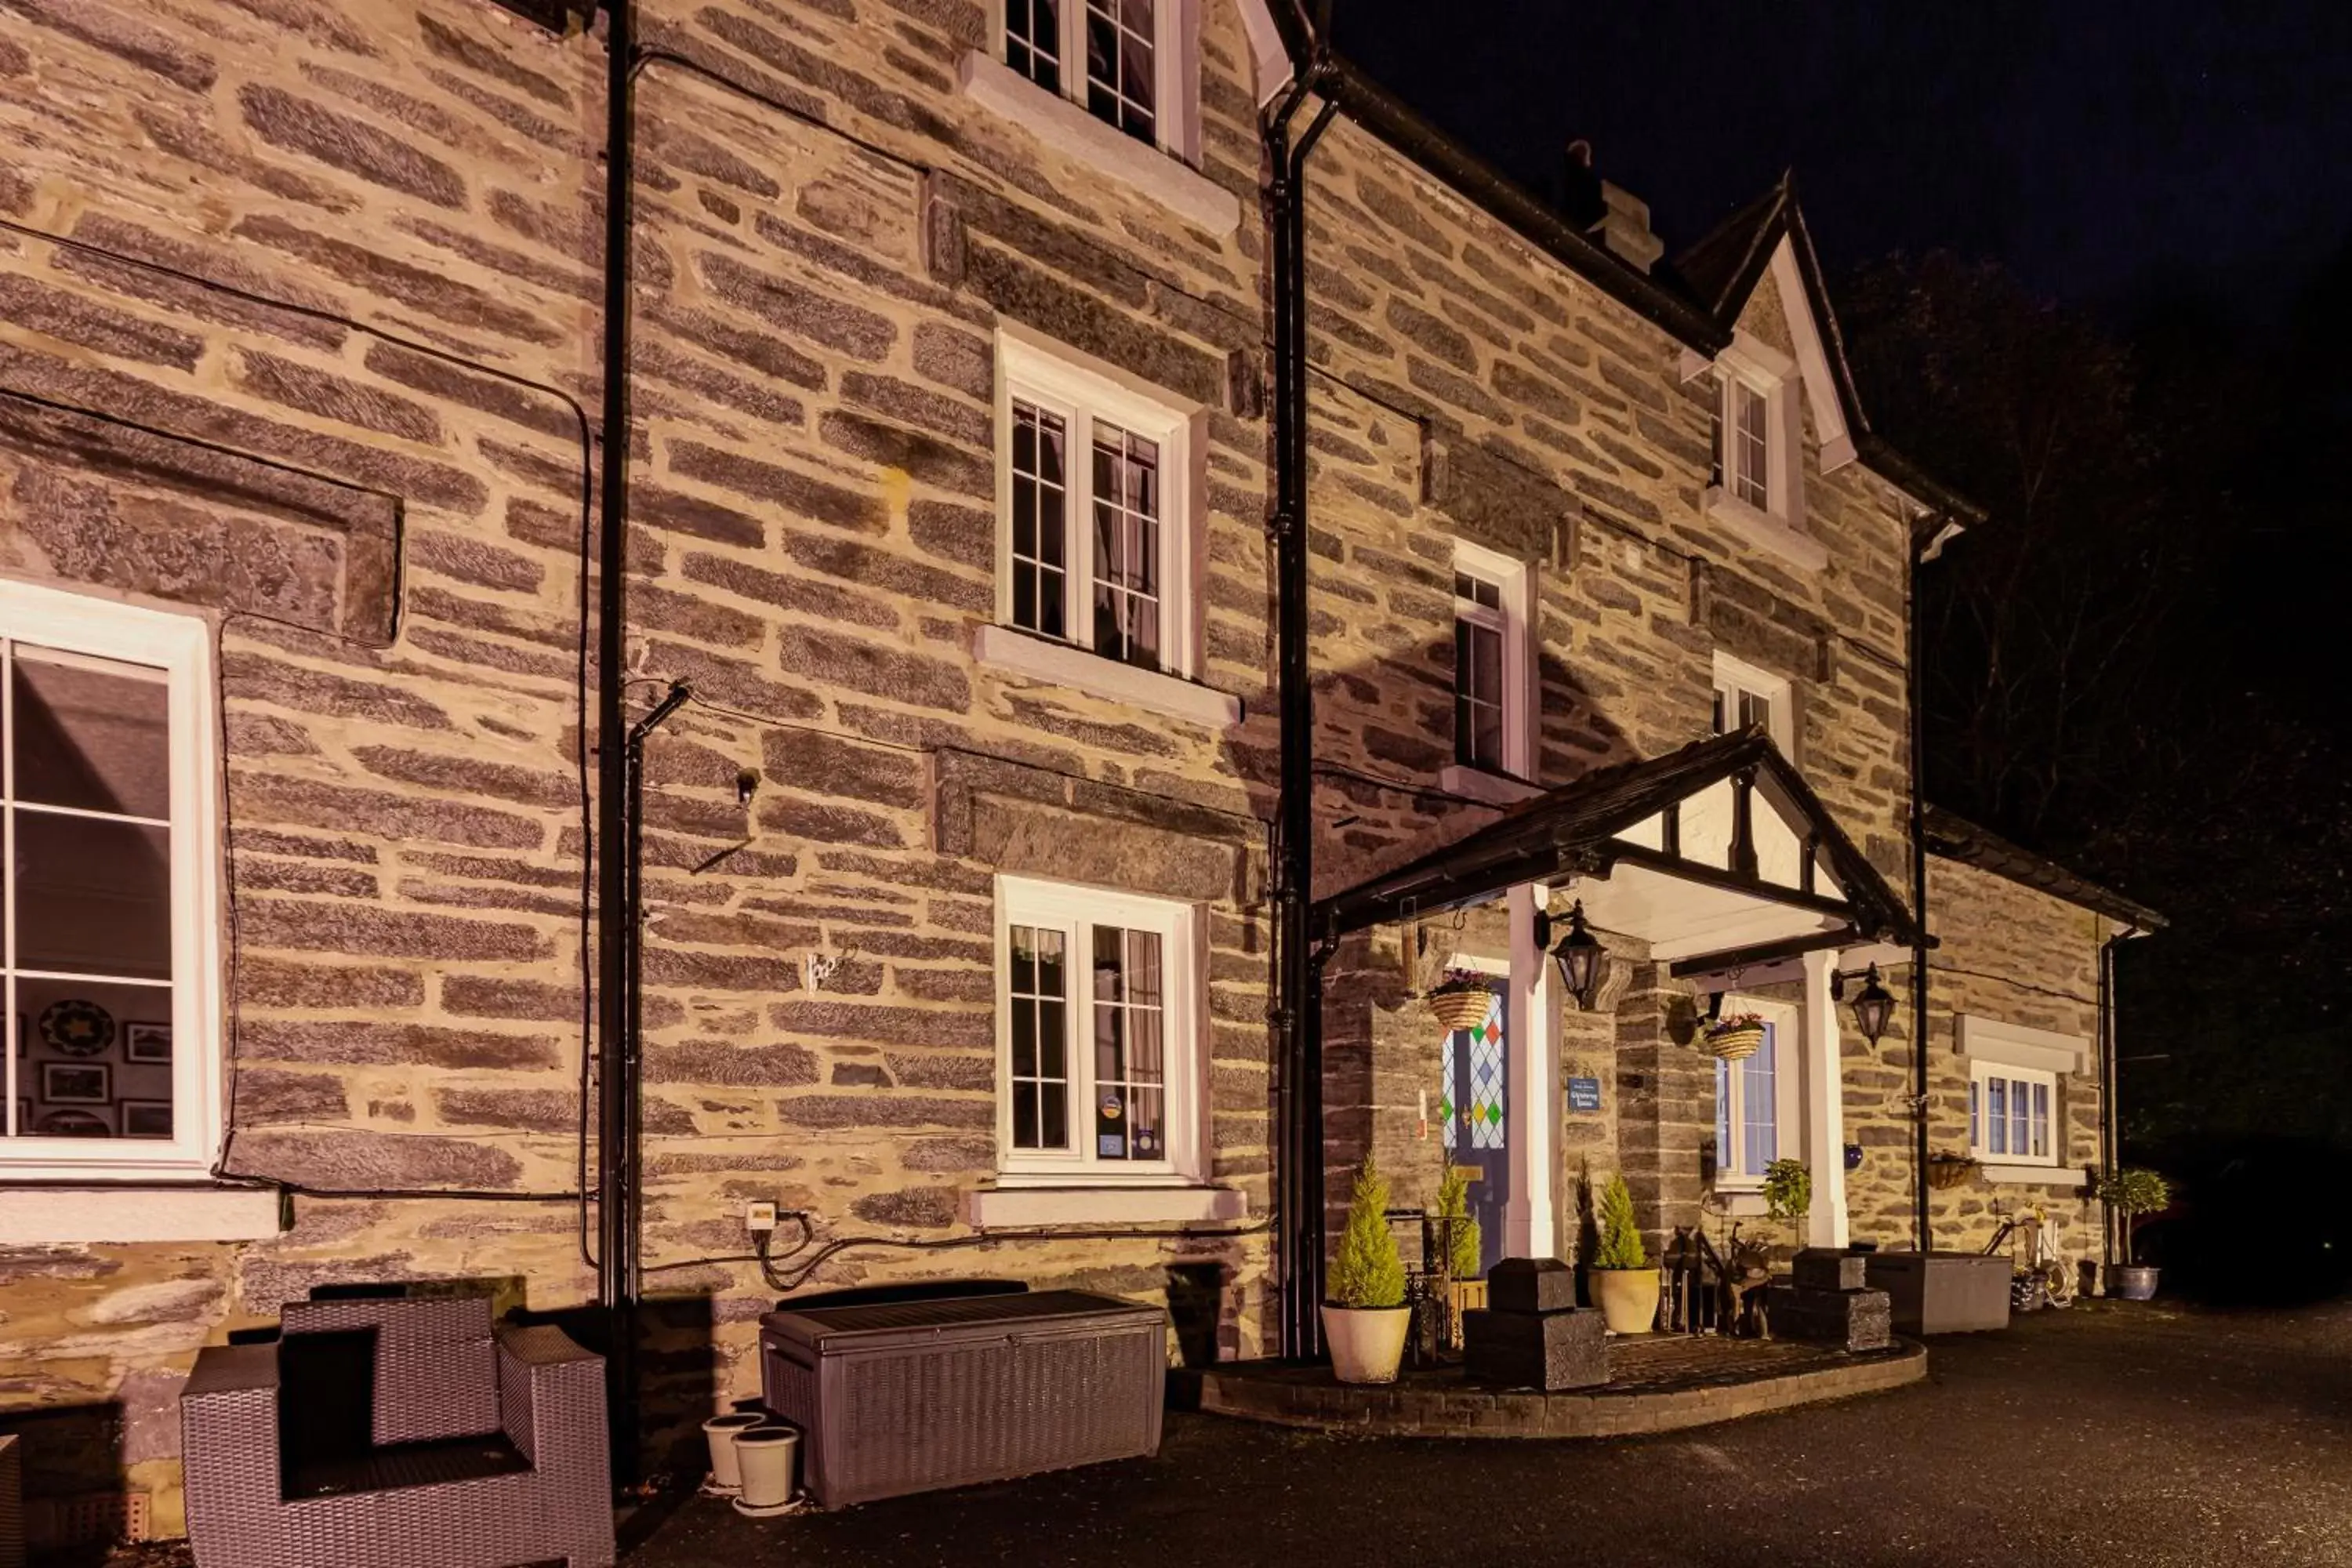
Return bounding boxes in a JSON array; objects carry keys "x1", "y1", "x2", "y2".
[{"x1": 40, "y1": 1000, "x2": 115, "y2": 1057}]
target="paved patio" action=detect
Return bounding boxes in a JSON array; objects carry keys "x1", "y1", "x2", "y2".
[{"x1": 624, "y1": 1301, "x2": 2352, "y2": 1567}]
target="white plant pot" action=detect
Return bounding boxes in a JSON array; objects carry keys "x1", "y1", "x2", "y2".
[
  {"x1": 701, "y1": 1413, "x2": 765, "y2": 1494},
  {"x1": 1320, "y1": 1304, "x2": 1411, "y2": 1385},
  {"x1": 731, "y1": 1425, "x2": 800, "y2": 1516}
]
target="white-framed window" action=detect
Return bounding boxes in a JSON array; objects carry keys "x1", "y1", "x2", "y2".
[
  {"x1": 995, "y1": 875, "x2": 1201, "y2": 1184},
  {"x1": 995, "y1": 328, "x2": 1197, "y2": 680},
  {"x1": 1701, "y1": 329, "x2": 1809, "y2": 551},
  {"x1": 1449, "y1": 540, "x2": 1532, "y2": 782},
  {"x1": 1711, "y1": 650, "x2": 1795, "y2": 757},
  {"x1": 1721, "y1": 377, "x2": 1770, "y2": 510},
  {"x1": 0, "y1": 579, "x2": 222, "y2": 1181},
  {"x1": 1712, "y1": 996, "x2": 1799, "y2": 1188},
  {"x1": 1970, "y1": 1061, "x2": 2058, "y2": 1166},
  {"x1": 996, "y1": 0, "x2": 1190, "y2": 154}
]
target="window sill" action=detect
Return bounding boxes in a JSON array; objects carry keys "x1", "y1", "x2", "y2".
[
  {"x1": 1980, "y1": 1163, "x2": 2082, "y2": 1188},
  {"x1": 1703, "y1": 488, "x2": 1829, "y2": 572},
  {"x1": 956, "y1": 53, "x2": 1241, "y2": 236},
  {"x1": 1439, "y1": 764, "x2": 1543, "y2": 808},
  {"x1": 973, "y1": 624, "x2": 1242, "y2": 729},
  {"x1": 0, "y1": 1182, "x2": 283, "y2": 1243},
  {"x1": 967, "y1": 1183, "x2": 1247, "y2": 1228}
]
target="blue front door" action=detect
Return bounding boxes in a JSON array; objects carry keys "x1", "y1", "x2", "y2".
[{"x1": 1439, "y1": 984, "x2": 1510, "y2": 1276}]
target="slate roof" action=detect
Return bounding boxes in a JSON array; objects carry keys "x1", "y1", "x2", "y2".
[{"x1": 1922, "y1": 804, "x2": 2167, "y2": 931}]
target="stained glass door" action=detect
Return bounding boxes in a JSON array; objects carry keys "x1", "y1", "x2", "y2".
[{"x1": 1437, "y1": 983, "x2": 1509, "y2": 1276}]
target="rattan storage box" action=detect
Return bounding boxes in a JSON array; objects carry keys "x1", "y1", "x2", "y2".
[{"x1": 759, "y1": 1290, "x2": 1167, "y2": 1506}]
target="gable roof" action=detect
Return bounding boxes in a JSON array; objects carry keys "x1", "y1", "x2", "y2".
[
  {"x1": 1922, "y1": 804, "x2": 2167, "y2": 931},
  {"x1": 1671, "y1": 176, "x2": 1987, "y2": 524},
  {"x1": 1315, "y1": 729, "x2": 1921, "y2": 964}
]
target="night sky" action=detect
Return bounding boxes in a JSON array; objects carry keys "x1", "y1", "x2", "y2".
[{"x1": 1329, "y1": 1, "x2": 2352, "y2": 328}]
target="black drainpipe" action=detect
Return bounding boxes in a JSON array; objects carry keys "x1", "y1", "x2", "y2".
[
  {"x1": 1267, "y1": 60, "x2": 1337, "y2": 1361},
  {"x1": 594, "y1": 0, "x2": 641, "y2": 1479},
  {"x1": 2096, "y1": 926, "x2": 2132, "y2": 1279},
  {"x1": 1906, "y1": 517, "x2": 1936, "y2": 1255}
]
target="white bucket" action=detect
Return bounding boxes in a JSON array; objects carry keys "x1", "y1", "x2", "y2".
[
  {"x1": 700, "y1": 1413, "x2": 766, "y2": 1494},
  {"x1": 731, "y1": 1424, "x2": 800, "y2": 1516}
]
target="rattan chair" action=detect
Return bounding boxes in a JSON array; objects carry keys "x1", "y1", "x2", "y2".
[{"x1": 180, "y1": 1295, "x2": 615, "y2": 1568}]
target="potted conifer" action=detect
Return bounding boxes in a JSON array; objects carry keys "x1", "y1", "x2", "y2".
[
  {"x1": 1588, "y1": 1171, "x2": 1659, "y2": 1334},
  {"x1": 2104, "y1": 1167, "x2": 2170, "y2": 1300},
  {"x1": 1432, "y1": 1164, "x2": 1485, "y2": 1344},
  {"x1": 1323, "y1": 1157, "x2": 1410, "y2": 1383}
]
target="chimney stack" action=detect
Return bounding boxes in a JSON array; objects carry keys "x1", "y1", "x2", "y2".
[{"x1": 1561, "y1": 140, "x2": 1664, "y2": 275}]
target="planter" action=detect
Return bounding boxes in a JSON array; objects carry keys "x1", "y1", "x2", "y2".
[
  {"x1": 701, "y1": 1412, "x2": 766, "y2": 1494},
  {"x1": 1321, "y1": 1304, "x2": 1411, "y2": 1384},
  {"x1": 1864, "y1": 1251, "x2": 2011, "y2": 1334},
  {"x1": 1926, "y1": 1157, "x2": 1979, "y2": 1192},
  {"x1": 1702, "y1": 1024, "x2": 1766, "y2": 1061},
  {"x1": 1426, "y1": 987, "x2": 1493, "y2": 1032},
  {"x1": 1590, "y1": 1267, "x2": 1661, "y2": 1334},
  {"x1": 731, "y1": 1424, "x2": 800, "y2": 1517},
  {"x1": 2113, "y1": 1265, "x2": 2159, "y2": 1301}
]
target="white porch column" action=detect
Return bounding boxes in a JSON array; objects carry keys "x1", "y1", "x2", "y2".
[
  {"x1": 1504, "y1": 883, "x2": 1559, "y2": 1258},
  {"x1": 1801, "y1": 947, "x2": 1849, "y2": 1248}
]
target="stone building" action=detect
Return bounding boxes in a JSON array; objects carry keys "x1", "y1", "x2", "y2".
[{"x1": 0, "y1": 0, "x2": 2151, "y2": 1540}]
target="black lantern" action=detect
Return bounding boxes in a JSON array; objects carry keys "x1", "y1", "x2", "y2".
[
  {"x1": 1851, "y1": 964, "x2": 1896, "y2": 1044},
  {"x1": 1549, "y1": 900, "x2": 1606, "y2": 1008}
]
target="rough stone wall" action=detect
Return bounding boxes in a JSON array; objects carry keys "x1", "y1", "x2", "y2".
[
  {"x1": 1845, "y1": 856, "x2": 2111, "y2": 1278},
  {"x1": 0, "y1": 0, "x2": 1283, "y2": 1526}
]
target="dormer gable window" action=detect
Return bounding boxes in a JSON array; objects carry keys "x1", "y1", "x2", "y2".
[{"x1": 1697, "y1": 329, "x2": 1824, "y2": 572}]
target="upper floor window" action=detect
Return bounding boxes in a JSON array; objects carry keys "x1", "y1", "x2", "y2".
[
  {"x1": 998, "y1": 331, "x2": 1191, "y2": 677},
  {"x1": 1711, "y1": 650, "x2": 1795, "y2": 758},
  {"x1": 1443, "y1": 543, "x2": 1534, "y2": 803},
  {"x1": 996, "y1": 876, "x2": 1200, "y2": 1181},
  {"x1": 1697, "y1": 329, "x2": 1822, "y2": 569},
  {"x1": 1721, "y1": 377, "x2": 1770, "y2": 510},
  {"x1": 1454, "y1": 568, "x2": 1506, "y2": 772},
  {"x1": 0, "y1": 579, "x2": 222, "y2": 1181},
  {"x1": 999, "y1": 0, "x2": 1170, "y2": 147}
]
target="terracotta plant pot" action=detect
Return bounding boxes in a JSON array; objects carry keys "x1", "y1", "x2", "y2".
[
  {"x1": 1704, "y1": 1024, "x2": 1766, "y2": 1061},
  {"x1": 1592, "y1": 1266, "x2": 1661, "y2": 1334},
  {"x1": 1427, "y1": 987, "x2": 1492, "y2": 1032},
  {"x1": 701, "y1": 1412, "x2": 766, "y2": 1494},
  {"x1": 2113, "y1": 1265, "x2": 2159, "y2": 1301},
  {"x1": 731, "y1": 1424, "x2": 800, "y2": 1517},
  {"x1": 1321, "y1": 1303, "x2": 1412, "y2": 1384}
]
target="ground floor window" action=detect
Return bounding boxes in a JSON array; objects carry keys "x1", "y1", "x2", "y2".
[
  {"x1": 996, "y1": 875, "x2": 1196, "y2": 1180},
  {"x1": 0, "y1": 578, "x2": 221, "y2": 1177},
  {"x1": 1712, "y1": 996, "x2": 1798, "y2": 1189},
  {"x1": 1970, "y1": 1062, "x2": 2056, "y2": 1164}
]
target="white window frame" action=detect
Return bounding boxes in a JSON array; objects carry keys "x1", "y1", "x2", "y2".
[
  {"x1": 1697, "y1": 329, "x2": 1823, "y2": 572},
  {"x1": 1969, "y1": 1060, "x2": 2060, "y2": 1167},
  {"x1": 988, "y1": 0, "x2": 1199, "y2": 162},
  {"x1": 993, "y1": 874, "x2": 1204, "y2": 1187},
  {"x1": 1711, "y1": 650, "x2": 1795, "y2": 759},
  {"x1": 993, "y1": 327, "x2": 1198, "y2": 673},
  {"x1": 1712, "y1": 995, "x2": 1801, "y2": 1190},
  {"x1": 1439, "y1": 540, "x2": 1536, "y2": 805},
  {"x1": 0, "y1": 579, "x2": 223, "y2": 1182}
]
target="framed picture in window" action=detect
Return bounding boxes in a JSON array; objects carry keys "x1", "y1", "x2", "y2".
[
  {"x1": 125, "y1": 1023, "x2": 172, "y2": 1063},
  {"x1": 36, "y1": 1107, "x2": 110, "y2": 1138},
  {"x1": 121, "y1": 1101, "x2": 173, "y2": 1138},
  {"x1": 42, "y1": 1062, "x2": 110, "y2": 1104}
]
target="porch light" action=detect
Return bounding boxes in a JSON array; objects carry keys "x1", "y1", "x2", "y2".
[
  {"x1": 1851, "y1": 964, "x2": 1896, "y2": 1044},
  {"x1": 1549, "y1": 900, "x2": 1606, "y2": 1008}
]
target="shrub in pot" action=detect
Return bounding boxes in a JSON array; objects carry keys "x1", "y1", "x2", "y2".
[
  {"x1": 1588, "y1": 1171, "x2": 1658, "y2": 1334},
  {"x1": 2103, "y1": 1167, "x2": 2170, "y2": 1300},
  {"x1": 1432, "y1": 1164, "x2": 1485, "y2": 1347},
  {"x1": 1762, "y1": 1157, "x2": 1812, "y2": 1233},
  {"x1": 1323, "y1": 1157, "x2": 1410, "y2": 1383}
]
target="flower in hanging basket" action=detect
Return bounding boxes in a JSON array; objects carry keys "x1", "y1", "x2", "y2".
[
  {"x1": 1424, "y1": 967, "x2": 1496, "y2": 1031},
  {"x1": 1701, "y1": 1011, "x2": 1769, "y2": 1060}
]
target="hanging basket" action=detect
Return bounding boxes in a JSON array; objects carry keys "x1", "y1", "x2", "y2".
[
  {"x1": 1927, "y1": 1156, "x2": 1980, "y2": 1192},
  {"x1": 1703, "y1": 1023, "x2": 1766, "y2": 1061},
  {"x1": 1425, "y1": 987, "x2": 1492, "y2": 1032}
]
